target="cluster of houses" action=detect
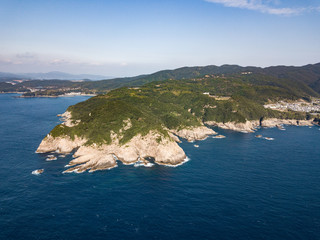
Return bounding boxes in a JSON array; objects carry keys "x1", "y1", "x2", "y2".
[{"x1": 264, "y1": 99, "x2": 320, "y2": 113}]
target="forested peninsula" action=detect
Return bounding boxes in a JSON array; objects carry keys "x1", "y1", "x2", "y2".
[{"x1": 35, "y1": 67, "x2": 320, "y2": 173}]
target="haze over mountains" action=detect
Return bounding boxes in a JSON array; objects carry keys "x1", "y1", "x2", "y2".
[{"x1": 0, "y1": 71, "x2": 110, "y2": 81}]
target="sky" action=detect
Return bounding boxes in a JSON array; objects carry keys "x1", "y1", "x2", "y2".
[{"x1": 0, "y1": 0, "x2": 320, "y2": 77}]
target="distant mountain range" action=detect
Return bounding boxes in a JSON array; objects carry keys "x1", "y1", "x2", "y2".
[
  {"x1": 78, "y1": 62, "x2": 320, "y2": 94},
  {"x1": 1, "y1": 63, "x2": 320, "y2": 96},
  {"x1": 0, "y1": 71, "x2": 110, "y2": 81}
]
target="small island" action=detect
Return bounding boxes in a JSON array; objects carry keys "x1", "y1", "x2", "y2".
[{"x1": 36, "y1": 71, "x2": 320, "y2": 173}]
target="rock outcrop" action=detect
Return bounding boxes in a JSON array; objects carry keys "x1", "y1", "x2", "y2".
[
  {"x1": 36, "y1": 135, "x2": 86, "y2": 154},
  {"x1": 260, "y1": 118, "x2": 313, "y2": 127},
  {"x1": 60, "y1": 111, "x2": 80, "y2": 127},
  {"x1": 206, "y1": 119, "x2": 314, "y2": 132},
  {"x1": 205, "y1": 120, "x2": 260, "y2": 132},
  {"x1": 37, "y1": 130, "x2": 201, "y2": 173},
  {"x1": 170, "y1": 126, "x2": 216, "y2": 142}
]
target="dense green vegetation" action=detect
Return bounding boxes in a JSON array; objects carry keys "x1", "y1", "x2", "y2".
[
  {"x1": 17, "y1": 80, "x2": 76, "y2": 88},
  {"x1": 0, "y1": 82, "x2": 27, "y2": 92},
  {"x1": 50, "y1": 74, "x2": 316, "y2": 145},
  {"x1": 77, "y1": 62, "x2": 320, "y2": 94},
  {"x1": 0, "y1": 80, "x2": 80, "y2": 94}
]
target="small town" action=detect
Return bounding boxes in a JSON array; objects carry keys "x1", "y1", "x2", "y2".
[{"x1": 264, "y1": 98, "x2": 320, "y2": 113}]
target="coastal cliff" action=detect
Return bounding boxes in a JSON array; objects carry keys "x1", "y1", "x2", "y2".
[
  {"x1": 37, "y1": 108, "x2": 315, "y2": 174},
  {"x1": 205, "y1": 120, "x2": 260, "y2": 132},
  {"x1": 37, "y1": 126, "x2": 215, "y2": 173},
  {"x1": 206, "y1": 118, "x2": 314, "y2": 132},
  {"x1": 170, "y1": 126, "x2": 216, "y2": 142}
]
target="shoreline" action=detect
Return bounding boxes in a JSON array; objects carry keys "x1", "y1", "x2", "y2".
[
  {"x1": 36, "y1": 124, "x2": 216, "y2": 173},
  {"x1": 36, "y1": 116, "x2": 317, "y2": 174},
  {"x1": 0, "y1": 92, "x2": 26, "y2": 94},
  {"x1": 0, "y1": 91, "x2": 96, "y2": 97},
  {"x1": 205, "y1": 118, "x2": 315, "y2": 133},
  {"x1": 18, "y1": 93, "x2": 97, "y2": 98}
]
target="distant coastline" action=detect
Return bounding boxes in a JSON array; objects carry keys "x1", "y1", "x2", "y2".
[{"x1": 18, "y1": 92, "x2": 97, "y2": 98}]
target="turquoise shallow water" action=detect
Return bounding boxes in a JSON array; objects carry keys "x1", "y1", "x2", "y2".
[{"x1": 0, "y1": 93, "x2": 320, "y2": 240}]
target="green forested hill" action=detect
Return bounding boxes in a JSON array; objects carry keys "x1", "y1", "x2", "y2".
[
  {"x1": 264, "y1": 63, "x2": 320, "y2": 85},
  {"x1": 50, "y1": 75, "x2": 316, "y2": 145},
  {"x1": 0, "y1": 82, "x2": 24, "y2": 92},
  {"x1": 2, "y1": 63, "x2": 320, "y2": 95},
  {"x1": 76, "y1": 63, "x2": 320, "y2": 94}
]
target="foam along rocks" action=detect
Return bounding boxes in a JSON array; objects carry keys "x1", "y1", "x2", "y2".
[
  {"x1": 32, "y1": 169, "x2": 44, "y2": 175},
  {"x1": 263, "y1": 137, "x2": 274, "y2": 141},
  {"x1": 46, "y1": 156, "x2": 57, "y2": 161},
  {"x1": 158, "y1": 156, "x2": 191, "y2": 168}
]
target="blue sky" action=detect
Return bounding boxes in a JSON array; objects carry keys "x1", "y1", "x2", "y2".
[{"x1": 0, "y1": 0, "x2": 319, "y2": 76}]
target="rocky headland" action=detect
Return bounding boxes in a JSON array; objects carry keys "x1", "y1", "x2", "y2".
[
  {"x1": 37, "y1": 110, "x2": 316, "y2": 174},
  {"x1": 36, "y1": 112, "x2": 316, "y2": 174},
  {"x1": 36, "y1": 119, "x2": 215, "y2": 173}
]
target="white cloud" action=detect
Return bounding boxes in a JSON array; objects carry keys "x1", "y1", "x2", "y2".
[
  {"x1": 205, "y1": 0, "x2": 310, "y2": 15},
  {"x1": 50, "y1": 59, "x2": 70, "y2": 65}
]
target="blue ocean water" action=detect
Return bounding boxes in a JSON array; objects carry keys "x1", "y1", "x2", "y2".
[{"x1": 0, "y1": 93, "x2": 320, "y2": 240}]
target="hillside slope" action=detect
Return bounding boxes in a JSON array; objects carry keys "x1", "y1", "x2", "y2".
[{"x1": 43, "y1": 74, "x2": 316, "y2": 144}]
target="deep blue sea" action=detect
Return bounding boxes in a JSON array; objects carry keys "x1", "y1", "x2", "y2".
[{"x1": 1, "y1": 93, "x2": 320, "y2": 240}]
